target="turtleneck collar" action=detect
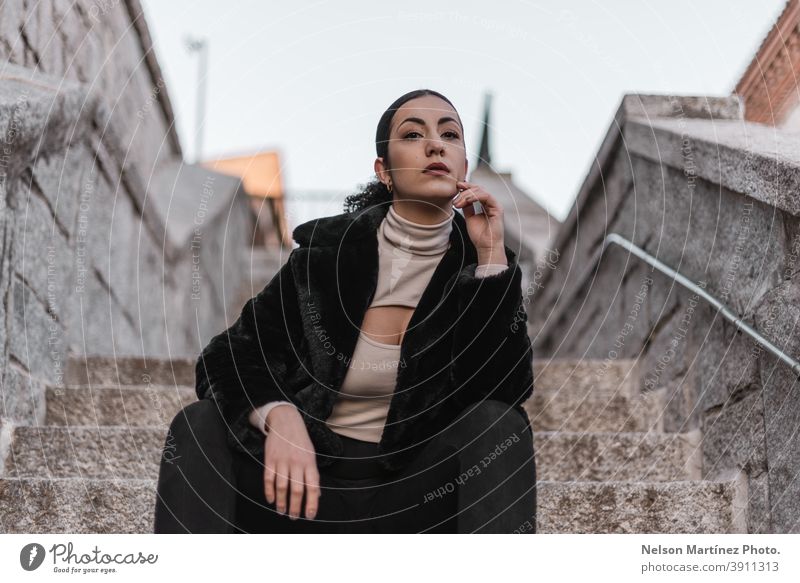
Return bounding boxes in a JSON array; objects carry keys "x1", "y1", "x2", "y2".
[{"x1": 379, "y1": 204, "x2": 454, "y2": 256}]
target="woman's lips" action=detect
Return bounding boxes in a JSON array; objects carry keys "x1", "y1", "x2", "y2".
[{"x1": 423, "y1": 168, "x2": 449, "y2": 176}]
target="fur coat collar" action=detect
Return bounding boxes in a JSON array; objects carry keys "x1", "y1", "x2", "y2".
[{"x1": 197, "y1": 203, "x2": 534, "y2": 474}]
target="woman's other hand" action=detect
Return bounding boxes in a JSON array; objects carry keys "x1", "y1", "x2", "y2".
[{"x1": 263, "y1": 406, "x2": 321, "y2": 520}]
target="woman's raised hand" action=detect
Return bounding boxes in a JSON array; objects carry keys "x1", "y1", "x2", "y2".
[
  {"x1": 263, "y1": 406, "x2": 321, "y2": 521},
  {"x1": 452, "y1": 180, "x2": 506, "y2": 260}
]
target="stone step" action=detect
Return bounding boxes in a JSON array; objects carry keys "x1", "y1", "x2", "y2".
[
  {"x1": 51, "y1": 358, "x2": 647, "y2": 430},
  {"x1": 537, "y1": 472, "x2": 748, "y2": 534},
  {"x1": 0, "y1": 474, "x2": 747, "y2": 534},
  {"x1": 535, "y1": 429, "x2": 702, "y2": 482},
  {"x1": 6, "y1": 425, "x2": 701, "y2": 483},
  {"x1": 533, "y1": 358, "x2": 641, "y2": 399},
  {"x1": 0, "y1": 478, "x2": 156, "y2": 534},
  {"x1": 64, "y1": 356, "x2": 635, "y2": 392},
  {"x1": 65, "y1": 354, "x2": 195, "y2": 387},
  {"x1": 45, "y1": 386, "x2": 195, "y2": 427},
  {"x1": 524, "y1": 383, "x2": 666, "y2": 433},
  {"x1": 49, "y1": 380, "x2": 666, "y2": 434},
  {"x1": 4, "y1": 426, "x2": 165, "y2": 480},
  {"x1": 526, "y1": 358, "x2": 662, "y2": 433}
]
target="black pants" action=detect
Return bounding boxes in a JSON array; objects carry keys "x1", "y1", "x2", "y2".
[{"x1": 154, "y1": 398, "x2": 536, "y2": 534}]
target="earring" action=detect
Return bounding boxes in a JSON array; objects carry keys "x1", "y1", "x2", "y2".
[{"x1": 387, "y1": 182, "x2": 393, "y2": 193}]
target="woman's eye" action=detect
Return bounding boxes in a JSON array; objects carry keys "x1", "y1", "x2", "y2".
[{"x1": 404, "y1": 131, "x2": 460, "y2": 140}]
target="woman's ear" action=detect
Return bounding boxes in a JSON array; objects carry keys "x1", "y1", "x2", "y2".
[{"x1": 374, "y1": 157, "x2": 390, "y2": 185}]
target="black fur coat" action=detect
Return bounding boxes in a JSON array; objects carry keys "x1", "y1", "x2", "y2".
[{"x1": 195, "y1": 203, "x2": 534, "y2": 474}]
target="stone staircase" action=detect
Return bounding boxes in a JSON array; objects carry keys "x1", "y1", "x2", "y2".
[
  {"x1": 528, "y1": 359, "x2": 747, "y2": 533},
  {"x1": 0, "y1": 355, "x2": 748, "y2": 533}
]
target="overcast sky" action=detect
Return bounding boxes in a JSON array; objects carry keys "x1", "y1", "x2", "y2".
[{"x1": 140, "y1": 0, "x2": 787, "y2": 221}]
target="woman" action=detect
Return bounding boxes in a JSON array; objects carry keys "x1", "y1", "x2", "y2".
[{"x1": 154, "y1": 88, "x2": 537, "y2": 534}]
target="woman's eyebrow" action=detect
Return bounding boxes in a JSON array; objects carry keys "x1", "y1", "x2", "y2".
[{"x1": 398, "y1": 116, "x2": 460, "y2": 128}]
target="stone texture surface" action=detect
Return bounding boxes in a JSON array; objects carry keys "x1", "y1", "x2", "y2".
[
  {"x1": 629, "y1": 117, "x2": 800, "y2": 217},
  {"x1": 64, "y1": 355, "x2": 195, "y2": 387},
  {"x1": 533, "y1": 358, "x2": 641, "y2": 398},
  {"x1": 702, "y1": 388, "x2": 767, "y2": 481},
  {"x1": 537, "y1": 474, "x2": 748, "y2": 534},
  {"x1": 761, "y1": 357, "x2": 800, "y2": 534},
  {"x1": 1, "y1": 366, "x2": 48, "y2": 426},
  {"x1": 6, "y1": 426, "x2": 164, "y2": 479},
  {"x1": 536, "y1": 429, "x2": 702, "y2": 482},
  {"x1": 46, "y1": 385, "x2": 195, "y2": 428},
  {"x1": 0, "y1": 478, "x2": 156, "y2": 534},
  {"x1": 525, "y1": 383, "x2": 666, "y2": 433},
  {"x1": 694, "y1": 309, "x2": 763, "y2": 414},
  {"x1": 5, "y1": 426, "x2": 702, "y2": 484},
  {"x1": 746, "y1": 473, "x2": 773, "y2": 535},
  {"x1": 9, "y1": 275, "x2": 62, "y2": 387},
  {"x1": 0, "y1": 0, "x2": 181, "y2": 188},
  {"x1": 622, "y1": 94, "x2": 743, "y2": 121},
  {"x1": 30, "y1": 144, "x2": 87, "y2": 239},
  {"x1": 0, "y1": 475, "x2": 748, "y2": 535}
]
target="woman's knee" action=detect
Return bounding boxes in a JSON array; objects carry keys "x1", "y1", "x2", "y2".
[
  {"x1": 165, "y1": 399, "x2": 229, "y2": 451},
  {"x1": 168, "y1": 399, "x2": 220, "y2": 429}
]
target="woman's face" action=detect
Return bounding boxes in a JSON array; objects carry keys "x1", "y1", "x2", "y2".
[{"x1": 375, "y1": 94, "x2": 468, "y2": 204}]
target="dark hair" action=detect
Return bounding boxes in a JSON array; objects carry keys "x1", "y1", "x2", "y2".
[{"x1": 343, "y1": 89, "x2": 461, "y2": 214}]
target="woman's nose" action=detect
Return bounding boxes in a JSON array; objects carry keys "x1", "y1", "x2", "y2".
[{"x1": 425, "y1": 138, "x2": 446, "y2": 154}]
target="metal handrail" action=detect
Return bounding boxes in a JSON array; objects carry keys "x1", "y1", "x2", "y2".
[{"x1": 547, "y1": 232, "x2": 800, "y2": 379}]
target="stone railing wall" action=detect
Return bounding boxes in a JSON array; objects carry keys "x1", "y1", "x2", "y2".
[
  {"x1": 530, "y1": 94, "x2": 800, "y2": 533},
  {"x1": 1, "y1": 2, "x2": 257, "y2": 430}
]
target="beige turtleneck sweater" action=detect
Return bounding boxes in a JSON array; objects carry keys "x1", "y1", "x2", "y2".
[{"x1": 249, "y1": 205, "x2": 508, "y2": 440}]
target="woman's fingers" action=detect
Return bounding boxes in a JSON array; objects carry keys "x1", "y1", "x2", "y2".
[
  {"x1": 304, "y1": 465, "x2": 321, "y2": 520},
  {"x1": 264, "y1": 461, "x2": 276, "y2": 505},
  {"x1": 287, "y1": 463, "x2": 306, "y2": 520},
  {"x1": 266, "y1": 458, "x2": 320, "y2": 520},
  {"x1": 454, "y1": 185, "x2": 482, "y2": 205},
  {"x1": 454, "y1": 188, "x2": 486, "y2": 217},
  {"x1": 261, "y1": 412, "x2": 321, "y2": 521},
  {"x1": 274, "y1": 461, "x2": 289, "y2": 514},
  {"x1": 454, "y1": 186, "x2": 493, "y2": 208}
]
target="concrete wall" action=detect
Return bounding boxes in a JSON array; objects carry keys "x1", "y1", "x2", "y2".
[
  {"x1": 0, "y1": 2, "x2": 258, "y2": 430},
  {"x1": 531, "y1": 94, "x2": 800, "y2": 533},
  {"x1": 0, "y1": 0, "x2": 182, "y2": 171}
]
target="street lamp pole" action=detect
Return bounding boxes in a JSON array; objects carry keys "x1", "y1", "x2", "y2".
[{"x1": 185, "y1": 36, "x2": 208, "y2": 163}]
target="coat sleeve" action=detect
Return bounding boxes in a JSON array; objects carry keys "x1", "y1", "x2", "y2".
[
  {"x1": 195, "y1": 248, "x2": 304, "y2": 457},
  {"x1": 448, "y1": 244, "x2": 534, "y2": 416}
]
